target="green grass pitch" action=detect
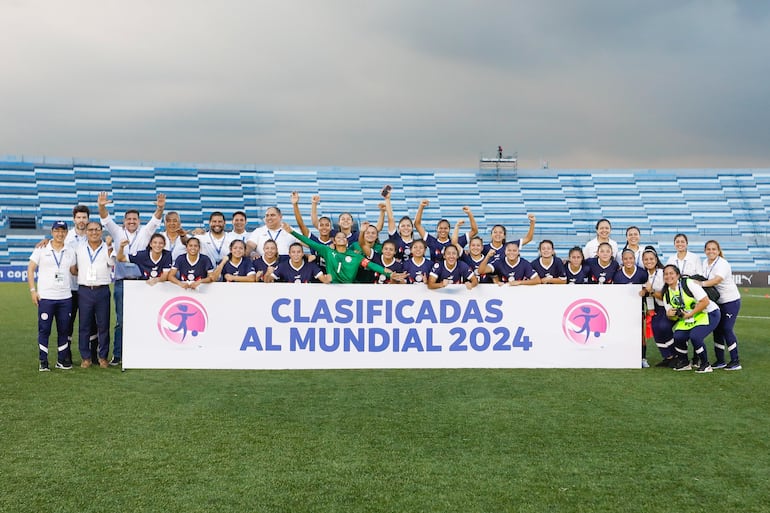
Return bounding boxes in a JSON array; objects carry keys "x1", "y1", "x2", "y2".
[{"x1": 2, "y1": 282, "x2": 769, "y2": 513}]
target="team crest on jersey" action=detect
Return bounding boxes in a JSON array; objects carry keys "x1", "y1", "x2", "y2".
[
  {"x1": 562, "y1": 299, "x2": 609, "y2": 345},
  {"x1": 157, "y1": 297, "x2": 208, "y2": 344}
]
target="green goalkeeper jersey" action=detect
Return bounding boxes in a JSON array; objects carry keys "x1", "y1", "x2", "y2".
[{"x1": 291, "y1": 230, "x2": 390, "y2": 284}]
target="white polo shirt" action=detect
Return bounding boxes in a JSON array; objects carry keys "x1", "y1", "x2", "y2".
[
  {"x1": 75, "y1": 242, "x2": 115, "y2": 286},
  {"x1": 29, "y1": 242, "x2": 76, "y2": 300},
  {"x1": 248, "y1": 226, "x2": 298, "y2": 257}
]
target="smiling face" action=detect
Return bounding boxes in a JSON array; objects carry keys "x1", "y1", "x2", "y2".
[
  {"x1": 338, "y1": 212, "x2": 353, "y2": 231},
  {"x1": 436, "y1": 220, "x2": 450, "y2": 240},
  {"x1": 663, "y1": 266, "x2": 679, "y2": 286},
  {"x1": 596, "y1": 220, "x2": 611, "y2": 241},
  {"x1": 149, "y1": 234, "x2": 166, "y2": 254},
  {"x1": 86, "y1": 222, "x2": 103, "y2": 244},
  {"x1": 264, "y1": 208, "x2": 282, "y2": 230},
  {"x1": 674, "y1": 235, "x2": 688, "y2": 253},
  {"x1": 318, "y1": 217, "x2": 332, "y2": 237},
  {"x1": 364, "y1": 225, "x2": 378, "y2": 244},
  {"x1": 398, "y1": 217, "x2": 413, "y2": 238},
  {"x1": 123, "y1": 212, "x2": 140, "y2": 233},
  {"x1": 539, "y1": 241, "x2": 554, "y2": 258},
  {"x1": 410, "y1": 240, "x2": 425, "y2": 258},
  {"x1": 443, "y1": 245, "x2": 459, "y2": 266},
  {"x1": 642, "y1": 251, "x2": 658, "y2": 271},
  {"x1": 232, "y1": 213, "x2": 246, "y2": 233},
  {"x1": 209, "y1": 215, "x2": 225, "y2": 235},
  {"x1": 165, "y1": 213, "x2": 180, "y2": 233},
  {"x1": 262, "y1": 240, "x2": 278, "y2": 261},
  {"x1": 704, "y1": 241, "x2": 720, "y2": 262},
  {"x1": 185, "y1": 237, "x2": 200, "y2": 256},
  {"x1": 626, "y1": 228, "x2": 640, "y2": 247},
  {"x1": 382, "y1": 241, "x2": 396, "y2": 260},
  {"x1": 289, "y1": 244, "x2": 304, "y2": 265},
  {"x1": 230, "y1": 240, "x2": 245, "y2": 259},
  {"x1": 491, "y1": 225, "x2": 506, "y2": 244},
  {"x1": 505, "y1": 242, "x2": 520, "y2": 262},
  {"x1": 469, "y1": 237, "x2": 483, "y2": 257},
  {"x1": 334, "y1": 231, "x2": 348, "y2": 251},
  {"x1": 622, "y1": 251, "x2": 636, "y2": 270},
  {"x1": 597, "y1": 244, "x2": 613, "y2": 264}
]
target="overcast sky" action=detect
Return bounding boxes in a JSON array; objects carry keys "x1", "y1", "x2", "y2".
[{"x1": 2, "y1": 0, "x2": 769, "y2": 170}]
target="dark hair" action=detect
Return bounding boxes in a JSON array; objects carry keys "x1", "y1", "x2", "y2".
[
  {"x1": 642, "y1": 246, "x2": 663, "y2": 269},
  {"x1": 185, "y1": 236, "x2": 199, "y2": 247},
  {"x1": 568, "y1": 246, "x2": 585, "y2": 265},
  {"x1": 595, "y1": 218, "x2": 611, "y2": 230},
  {"x1": 232, "y1": 211, "x2": 247, "y2": 220},
  {"x1": 72, "y1": 205, "x2": 90, "y2": 217},
  {"x1": 704, "y1": 240, "x2": 724, "y2": 258},
  {"x1": 146, "y1": 233, "x2": 166, "y2": 252},
  {"x1": 436, "y1": 219, "x2": 450, "y2": 228},
  {"x1": 491, "y1": 224, "x2": 507, "y2": 236},
  {"x1": 443, "y1": 244, "x2": 460, "y2": 257},
  {"x1": 125, "y1": 209, "x2": 140, "y2": 218},
  {"x1": 625, "y1": 226, "x2": 640, "y2": 236},
  {"x1": 664, "y1": 264, "x2": 681, "y2": 276},
  {"x1": 410, "y1": 239, "x2": 427, "y2": 250},
  {"x1": 209, "y1": 211, "x2": 225, "y2": 221},
  {"x1": 674, "y1": 233, "x2": 689, "y2": 243},
  {"x1": 538, "y1": 239, "x2": 554, "y2": 250},
  {"x1": 289, "y1": 242, "x2": 303, "y2": 252},
  {"x1": 229, "y1": 239, "x2": 246, "y2": 251}
]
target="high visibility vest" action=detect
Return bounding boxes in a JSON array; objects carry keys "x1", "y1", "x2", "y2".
[{"x1": 666, "y1": 278, "x2": 709, "y2": 331}]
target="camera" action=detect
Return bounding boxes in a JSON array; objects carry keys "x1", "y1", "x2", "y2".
[{"x1": 675, "y1": 308, "x2": 686, "y2": 319}]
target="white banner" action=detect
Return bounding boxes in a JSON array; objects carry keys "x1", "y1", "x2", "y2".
[{"x1": 124, "y1": 282, "x2": 642, "y2": 369}]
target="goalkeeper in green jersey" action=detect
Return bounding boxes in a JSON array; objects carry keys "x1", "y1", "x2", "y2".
[{"x1": 282, "y1": 222, "x2": 407, "y2": 284}]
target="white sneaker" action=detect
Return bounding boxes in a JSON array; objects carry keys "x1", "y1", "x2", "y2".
[{"x1": 641, "y1": 358, "x2": 650, "y2": 368}]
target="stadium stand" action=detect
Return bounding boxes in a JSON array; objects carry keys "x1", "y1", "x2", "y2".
[{"x1": 1, "y1": 156, "x2": 768, "y2": 270}]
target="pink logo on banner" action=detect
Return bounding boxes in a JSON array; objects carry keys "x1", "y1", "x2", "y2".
[
  {"x1": 562, "y1": 299, "x2": 609, "y2": 345},
  {"x1": 157, "y1": 297, "x2": 208, "y2": 344}
]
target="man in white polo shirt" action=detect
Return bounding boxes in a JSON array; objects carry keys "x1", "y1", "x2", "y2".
[{"x1": 246, "y1": 206, "x2": 297, "y2": 262}]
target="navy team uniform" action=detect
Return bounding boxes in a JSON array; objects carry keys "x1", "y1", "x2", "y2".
[
  {"x1": 218, "y1": 257, "x2": 255, "y2": 281},
  {"x1": 425, "y1": 234, "x2": 466, "y2": 262},
  {"x1": 493, "y1": 257, "x2": 538, "y2": 283},
  {"x1": 429, "y1": 260, "x2": 475, "y2": 284},
  {"x1": 308, "y1": 234, "x2": 334, "y2": 271},
  {"x1": 129, "y1": 249, "x2": 173, "y2": 280},
  {"x1": 252, "y1": 257, "x2": 279, "y2": 279},
  {"x1": 613, "y1": 265, "x2": 647, "y2": 285},
  {"x1": 403, "y1": 258, "x2": 433, "y2": 284},
  {"x1": 374, "y1": 255, "x2": 404, "y2": 284},
  {"x1": 461, "y1": 253, "x2": 494, "y2": 284},
  {"x1": 172, "y1": 254, "x2": 215, "y2": 282},
  {"x1": 532, "y1": 257, "x2": 567, "y2": 282},
  {"x1": 387, "y1": 232, "x2": 414, "y2": 261},
  {"x1": 272, "y1": 260, "x2": 324, "y2": 283},
  {"x1": 566, "y1": 264, "x2": 591, "y2": 284},
  {"x1": 483, "y1": 238, "x2": 523, "y2": 265},
  {"x1": 585, "y1": 258, "x2": 620, "y2": 284}
]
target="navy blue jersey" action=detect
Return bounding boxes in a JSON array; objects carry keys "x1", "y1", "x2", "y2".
[
  {"x1": 424, "y1": 234, "x2": 466, "y2": 262},
  {"x1": 374, "y1": 255, "x2": 404, "y2": 284},
  {"x1": 218, "y1": 257, "x2": 255, "y2": 281},
  {"x1": 252, "y1": 257, "x2": 280, "y2": 281},
  {"x1": 531, "y1": 257, "x2": 567, "y2": 281},
  {"x1": 612, "y1": 265, "x2": 647, "y2": 285},
  {"x1": 129, "y1": 249, "x2": 173, "y2": 280},
  {"x1": 461, "y1": 253, "x2": 494, "y2": 284},
  {"x1": 493, "y1": 257, "x2": 538, "y2": 283},
  {"x1": 172, "y1": 254, "x2": 214, "y2": 282},
  {"x1": 585, "y1": 258, "x2": 620, "y2": 284},
  {"x1": 483, "y1": 238, "x2": 522, "y2": 266},
  {"x1": 387, "y1": 231, "x2": 415, "y2": 261},
  {"x1": 430, "y1": 260, "x2": 475, "y2": 284},
  {"x1": 403, "y1": 257, "x2": 433, "y2": 284},
  {"x1": 272, "y1": 260, "x2": 323, "y2": 283},
  {"x1": 565, "y1": 264, "x2": 591, "y2": 284},
  {"x1": 308, "y1": 234, "x2": 334, "y2": 271}
]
